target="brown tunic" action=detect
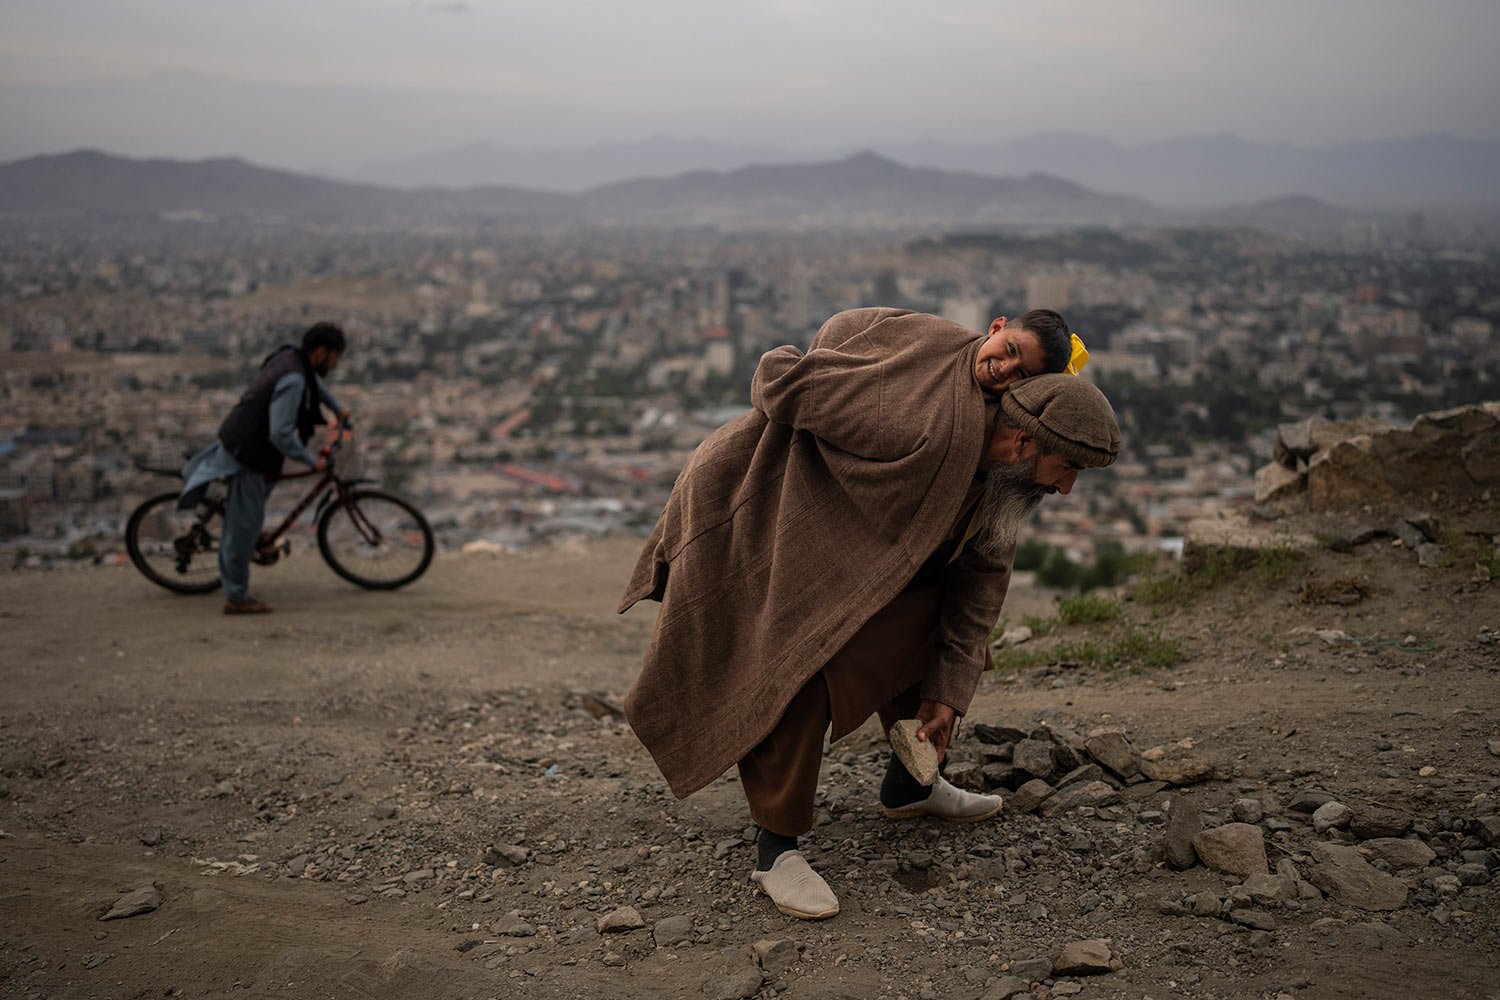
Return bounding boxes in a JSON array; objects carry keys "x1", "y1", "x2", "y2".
[
  {"x1": 619, "y1": 308, "x2": 1015, "y2": 798},
  {"x1": 827, "y1": 472, "x2": 988, "y2": 740},
  {"x1": 740, "y1": 499, "x2": 980, "y2": 836}
]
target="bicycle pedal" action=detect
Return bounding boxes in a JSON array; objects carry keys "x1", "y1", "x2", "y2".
[{"x1": 252, "y1": 540, "x2": 290, "y2": 566}]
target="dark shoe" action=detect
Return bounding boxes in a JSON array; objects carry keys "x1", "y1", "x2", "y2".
[{"x1": 224, "y1": 596, "x2": 274, "y2": 615}]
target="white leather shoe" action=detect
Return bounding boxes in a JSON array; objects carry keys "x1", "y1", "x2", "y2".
[
  {"x1": 749, "y1": 850, "x2": 840, "y2": 920},
  {"x1": 882, "y1": 775, "x2": 1003, "y2": 823}
]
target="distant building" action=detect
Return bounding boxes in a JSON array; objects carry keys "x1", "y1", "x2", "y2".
[
  {"x1": 941, "y1": 296, "x2": 989, "y2": 334},
  {"x1": 784, "y1": 265, "x2": 813, "y2": 332},
  {"x1": 1088, "y1": 350, "x2": 1159, "y2": 382},
  {"x1": 1025, "y1": 271, "x2": 1070, "y2": 312},
  {"x1": 0, "y1": 488, "x2": 29, "y2": 537},
  {"x1": 1111, "y1": 325, "x2": 1198, "y2": 373},
  {"x1": 701, "y1": 329, "x2": 733, "y2": 376},
  {"x1": 1451, "y1": 317, "x2": 1493, "y2": 343}
]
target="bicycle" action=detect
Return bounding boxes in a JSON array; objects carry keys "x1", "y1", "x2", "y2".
[{"x1": 125, "y1": 423, "x2": 434, "y2": 594}]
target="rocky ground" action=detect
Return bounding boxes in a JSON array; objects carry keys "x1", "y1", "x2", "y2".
[{"x1": 1, "y1": 503, "x2": 1498, "y2": 1000}]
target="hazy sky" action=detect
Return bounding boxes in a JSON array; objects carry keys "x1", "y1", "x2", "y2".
[{"x1": 2, "y1": 0, "x2": 1498, "y2": 171}]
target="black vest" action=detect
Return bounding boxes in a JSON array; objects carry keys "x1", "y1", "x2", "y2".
[{"x1": 218, "y1": 346, "x2": 324, "y2": 477}]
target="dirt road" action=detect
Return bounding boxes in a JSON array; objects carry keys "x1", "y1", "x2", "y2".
[{"x1": 2, "y1": 529, "x2": 1497, "y2": 1000}]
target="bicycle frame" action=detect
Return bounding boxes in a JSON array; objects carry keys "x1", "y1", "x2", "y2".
[
  {"x1": 260, "y1": 466, "x2": 345, "y2": 546},
  {"x1": 267, "y1": 445, "x2": 383, "y2": 548},
  {"x1": 191, "y1": 426, "x2": 383, "y2": 550}
]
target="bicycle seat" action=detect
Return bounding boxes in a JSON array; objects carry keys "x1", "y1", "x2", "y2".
[
  {"x1": 135, "y1": 445, "x2": 202, "y2": 478},
  {"x1": 135, "y1": 459, "x2": 185, "y2": 477}
]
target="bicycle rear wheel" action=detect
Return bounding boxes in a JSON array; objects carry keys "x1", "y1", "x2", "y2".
[
  {"x1": 125, "y1": 491, "x2": 223, "y2": 594},
  {"x1": 317, "y1": 489, "x2": 433, "y2": 590}
]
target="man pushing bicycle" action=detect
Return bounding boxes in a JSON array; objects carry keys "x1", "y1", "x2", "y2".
[{"x1": 178, "y1": 322, "x2": 350, "y2": 614}]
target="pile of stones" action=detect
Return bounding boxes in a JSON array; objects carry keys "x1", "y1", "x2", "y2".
[{"x1": 947, "y1": 722, "x2": 1218, "y2": 818}]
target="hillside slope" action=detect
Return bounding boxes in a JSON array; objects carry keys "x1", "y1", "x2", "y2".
[{"x1": 1, "y1": 513, "x2": 1497, "y2": 998}]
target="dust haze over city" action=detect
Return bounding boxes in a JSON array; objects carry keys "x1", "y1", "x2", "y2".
[{"x1": 3, "y1": 2, "x2": 1500, "y2": 998}]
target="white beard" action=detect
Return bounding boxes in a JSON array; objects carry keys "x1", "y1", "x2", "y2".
[{"x1": 974, "y1": 454, "x2": 1045, "y2": 558}]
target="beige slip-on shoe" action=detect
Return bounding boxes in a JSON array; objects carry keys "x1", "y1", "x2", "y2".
[
  {"x1": 749, "y1": 850, "x2": 840, "y2": 920},
  {"x1": 882, "y1": 775, "x2": 1003, "y2": 823}
]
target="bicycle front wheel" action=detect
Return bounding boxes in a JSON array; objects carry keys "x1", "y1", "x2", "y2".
[
  {"x1": 317, "y1": 489, "x2": 434, "y2": 590},
  {"x1": 125, "y1": 491, "x2": 223, "y2": 594}
]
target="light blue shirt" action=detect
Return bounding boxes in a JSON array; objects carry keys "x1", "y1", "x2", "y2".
[{"x1": 181, "y1": 372, "x2": 342, "y2": 493}]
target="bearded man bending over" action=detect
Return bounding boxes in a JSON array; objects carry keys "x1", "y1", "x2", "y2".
[{"x1": 619, "y1": 307, "x2": 1121, "y2": 919}]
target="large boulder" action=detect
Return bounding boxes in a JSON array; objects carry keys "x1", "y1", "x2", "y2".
[
  {"x1": 1191, "y1": 823, "x2": 1269, "y2": 877},
  {"x1": 1350, "y1": 806, "x2": 1411, "y2": 840},
  {"x1": 1012, "y1": 739, "x2": 1058, "y2": 781},
  {"x1": 1306, "y1": 438, "x2": 1392, "y2": 508},
  {"x1": 1161, "y1": 796, "x2": 1201, "y2": 870},
  {"x1": 1306, "y1": 843, "x2": 1408, "y2": 911},
  {"x1": 1010, "y1": 779, "x2": 1055, "y2": 814},
  {"x1": 1262, "y1": 403, "x2": 1500, "y2": 512},
  {"x1": 1463, "y1": 426, "x2": 1500, "y2": 483},
  {"x1": 1053, "y1": 939, "x2": 1113, "y2": 976},
  {"x1": 1274, "y1": 415, "x2": 1393, "y2": 465},
  {"x1": 1084, "y1": 732, "x2": 1143, "y2": 780},
  {"x1": 1038, "y1": 780, "x2": 1119, "y2": 817},
  {"x1": 1255, "y1": 461, "x2": 1304, "y2": 503},
  {"x1": 1359, "y1": 838, "x2": 1435, "y2": 870},
  {"x1": 1141, "y1": 754, "x2": 1216, "y2": 786}
]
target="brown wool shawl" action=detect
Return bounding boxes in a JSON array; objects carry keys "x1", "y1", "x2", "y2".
[{"x1": 619, "y1": 307, "x2": 1015, "y2": 798}]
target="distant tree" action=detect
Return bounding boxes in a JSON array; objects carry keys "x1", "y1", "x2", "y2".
[
  {"x1": 1014, "y1": 537, "x2": 1049, "y2": 572},
  {"x1": 1037, "y1": 548, "x2": 1080, "y2": 590}
]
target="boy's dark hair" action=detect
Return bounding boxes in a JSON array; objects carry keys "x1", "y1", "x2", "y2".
[
  {"x1": 1017, "y1": 308, "x2": 1071, "y2": 374},
  {"x1": 302, "y1": 322, "x2": 347, "y2": 355}
]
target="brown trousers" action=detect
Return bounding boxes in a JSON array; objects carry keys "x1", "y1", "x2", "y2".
[{"x1": 737, "y1": 576, "x2": 944, "y2": 836}]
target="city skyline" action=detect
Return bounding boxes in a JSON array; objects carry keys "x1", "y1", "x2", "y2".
[{"x1": 2, "y1": 0, "x2": 1498, "y2": 173}]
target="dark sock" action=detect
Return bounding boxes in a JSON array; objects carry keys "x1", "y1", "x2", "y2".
[
  {"x1": 755, "y1": 828, "x2": 798, "y2": 872},
  {"x1": 880, "y1": 752, "x2": 935, "y2": 808}
]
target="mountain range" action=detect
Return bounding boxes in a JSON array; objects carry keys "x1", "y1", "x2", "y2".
[
  {"x1": 0, "y1": 150, "x2": 566, "y2": 220},
  {"x1": 0, "y1": 149, "x2": 1164, "y2": 228},
  {"x1": 347, "y1": 132, "x2": 1500, "y2": 211}
]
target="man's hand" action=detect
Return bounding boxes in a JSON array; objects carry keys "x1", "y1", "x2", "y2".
[
  {"x1": 336, "y1": 408, "x2": 352, "y2": 427},
  {"x1": 915, "y1": 699, "x2": 959, "y2": 763}
]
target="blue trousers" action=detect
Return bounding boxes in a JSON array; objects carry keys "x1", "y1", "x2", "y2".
[{"x1": 220, "y1": 470, "x2": 270, "y2": 601}]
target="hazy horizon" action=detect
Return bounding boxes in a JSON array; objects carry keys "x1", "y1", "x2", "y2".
[{"x1": 3, "y1": 0, "x2": 1498, "y2": 177}]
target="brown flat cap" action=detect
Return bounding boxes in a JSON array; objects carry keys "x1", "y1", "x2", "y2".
[{"x1": 1000, "y1": 374, "x2": 1121, "y2": 468}]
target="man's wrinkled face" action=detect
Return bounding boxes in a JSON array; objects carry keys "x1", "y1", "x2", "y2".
[
  {"x1": 979, "y1": 422, "x2": 1085, "y2": 495},
  {"x1": 974, "y1": 454, "x2": 1044, "y2": 557},
  {"x1": 1032, "y1": 452, "x2": 1082, "y2": 496},
  {"x1": 974, "y1": 319, "x2": 1046, "y2": 393},
  {"x1": 974, "y1": 449, "x2": 1085, "y2": 557}
]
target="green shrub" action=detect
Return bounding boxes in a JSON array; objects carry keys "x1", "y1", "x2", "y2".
[
  {"x1": 1481, "y1": 541, "x2": 1500, "y2": 580},
  {"x1": 1109, "y1": 627, "x2": 1183, "y2": 669},
  {"x1": 1078, "y1": 541, "x2": 1157, "y2": 591},
  {"x1": 1037, "y1": 547, "x2": 1080, "y2": 589},
  {"x1": 1136, "y1": 541, "x2": 1298, "y2": 607},
  {"x1": 1022, "y1": 614, "x2": 1059, "y2": 638},
  {"x1": 1020, "y1": 539, "x2": 1156, "y2": 593},
  {"x1": 1444, "y1": 528, "x2": 1500, "y2": 580},
  {"x1": 1014, "y1": 537, "x2": 1049, "y2": 571},
  {"x1": 991, "y1": 624, "x2": 1183, "y2": 673},
  {"x1": 1057, "y1": 594, "x2": 1124, "y2": 625}
]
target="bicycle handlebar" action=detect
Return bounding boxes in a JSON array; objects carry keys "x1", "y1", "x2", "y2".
[{"x1": 317, "y1": 418, "x2": 355, "y2": 467}]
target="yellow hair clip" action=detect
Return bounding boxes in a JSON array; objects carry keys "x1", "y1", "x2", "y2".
[{"x1": 1064, "y1": 333, "x2": 1090, "y2": 375}]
